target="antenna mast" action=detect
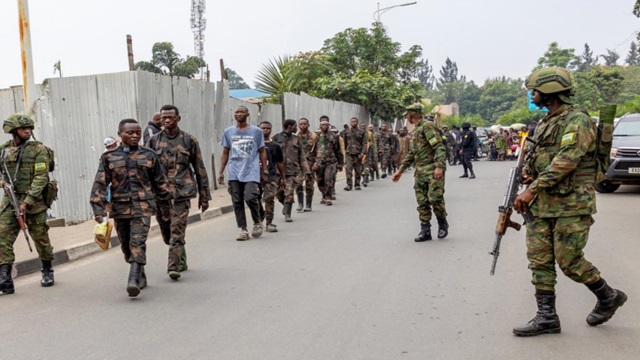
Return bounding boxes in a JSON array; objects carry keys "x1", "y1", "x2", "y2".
[{"x1": 190, "y1": 0, "x2": 206, "y2": 80}]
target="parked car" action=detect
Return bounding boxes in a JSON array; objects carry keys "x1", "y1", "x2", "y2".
[{"x1": 594, "y1": 113, "x2": 640, "y2": 193}]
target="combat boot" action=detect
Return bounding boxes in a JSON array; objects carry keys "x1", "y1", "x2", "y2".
[
  {"x1": 284, "y1": 203, "x2": 293, "y2": 222},
  {"x1": 414, "y1": 222, "x2": 432, "y2": 242},
  {"x1": 296, "y1": 193, "x2": 304, "y2": 213},
  {"x1": 436, "y1": 217, "x2": 449, "y2": 239},
  {"x1": 469, "y1": 169, "x2": 476, "y2": 179},
  {"x1": 381, "y1": 172, "x2": 388, "y2": 179},
  {"x1": 586, "y1": 279, "x2": 627, "y2": 326},
  {"x1": 0, "y1": 264, "x2": 15, "y2": 295},
  {"x1": 40, "y1": 260, "x2": 55, "y2": 287},
  {"x1": 127, "y1": 262, "x2": 142, "y2": 297},
  {"x1": 139, "y1": 266, "x2": 147, "y2": 289},
  {"x1": 459, "y1": 170, "x2": 468, "y2": 178},
  {"x1": 513, "y1": 291, "x2": 561, "y2": 336},
  {"x1": 179, "y1": 245, "x2": 188, "y2": 272},
  {"x1": 363, "y1": 174, "x2": 369, "y2": 187},
  {"x1": 304, "y1": 194, "x2": 313, "y2": 212}
]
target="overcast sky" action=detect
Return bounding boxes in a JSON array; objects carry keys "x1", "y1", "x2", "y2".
[{"x1": 1, "y1": 0, "x2": 639, "y2": 90}]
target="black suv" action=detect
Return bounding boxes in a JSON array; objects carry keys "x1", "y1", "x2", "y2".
[{"x1": 594, "y1": 113, "x2": 640, "y2": 193}]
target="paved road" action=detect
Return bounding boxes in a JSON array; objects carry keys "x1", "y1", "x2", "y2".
[{"x1": 2, "y1": 161, "x2": 638, "y2": 359}]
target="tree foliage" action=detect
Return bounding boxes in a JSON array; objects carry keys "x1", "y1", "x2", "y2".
[
  {"x1": 578, "y1": 43, "x2": 598, "y2": 72},
  {"x1": 536, "y1": 42, "x2": 580, "y2": 70},
  {"x1": 625, "y1": 42, "x2": 640, "y2": 66},
  {"x1": 417, "y1": 59, "x2": 435, "y2": 91},
  {"x1": 601, "y1": 49, "x2": 620, "y2": 66},
  {"x1": 135, "y1": 42, "x2": 206, "y2": 78},
  {"x1": 225, "y1": 68, "x2": 250, "y2": 89},
  {"x1": 254, "y1": 55, "x2": 291, "y2": 96}
]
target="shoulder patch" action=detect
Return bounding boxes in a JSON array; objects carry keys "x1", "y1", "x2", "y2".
[
  {"x1": 428, "y1": 137, "x2": 438, "y2": 146},
  {"x1": 35, "y1": 163, "x2": 47, "y2": 171},
  {"x1": 561, "y1": 132, "x2": 576, "y2": 146}
]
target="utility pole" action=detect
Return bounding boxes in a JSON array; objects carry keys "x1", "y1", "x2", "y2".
[
  {"x1": 126, "y1": 35, "x2": 135, "y2": 71},
  {"x1": 17, "y1": 0, "x2": 37, "y2": 116}
]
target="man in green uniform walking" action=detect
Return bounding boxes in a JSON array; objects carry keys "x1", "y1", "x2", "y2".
[
  {"x1": 392, "y1": 104, "x2": 448, "y2": 242},
  {"x1": 0, "y1": 114, "x2": 55, "y2": 294},
  {"x1": 513, "y1": 67, "x2": 627, "y2": 336}
]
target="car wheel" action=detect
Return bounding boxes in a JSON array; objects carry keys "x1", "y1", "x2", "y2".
[{"x1": 594, "y1": 180, "x2": 620, "y2": 193}]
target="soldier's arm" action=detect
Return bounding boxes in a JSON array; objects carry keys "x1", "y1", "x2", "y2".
[
  {"x1": 361, "y1": 131, "x2": 368, "y2": 156},
  {"x1": 528, "y1": 114, "x2": 594, "y2": 194},
  {"x1": 189, "y1": 136, "x2": 212, "y2": 201},
  {"x1": 150, "y1": 156, "x2": 173, "y2": 201},
  {"x1": 428, "y1": 128, "x2": 447, "y2": 169},
  {"x1": 298, "y1": 138, "x2": 311, "y2": 175},
  {"x1": 400, "y1": 133, "x2": 416, "y2": 171},
  {"x1": 90, "y1": 156, "x2": 110, "y2": 217},
  {"x1": 334, "y1": 139, "x2": 344, "y2": 166},
  {"x1": 24, "y1": 144, "x2": 50, "y2": 207}
]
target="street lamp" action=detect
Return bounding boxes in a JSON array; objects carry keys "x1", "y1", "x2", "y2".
[{"x1": 373, "y1": 1, "x2": 417, "y2": 23}]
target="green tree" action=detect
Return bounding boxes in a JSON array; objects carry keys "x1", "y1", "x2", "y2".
[
  {"x1": 285, "y1": 51, "x2": 332, "y2": 94},
  {"x1": 536, "y1": 42, "x2": 580, "y2": 70},
  {"x1": 476, "y1": 77, "x2": 523, "y2": 123},
  {"x1": 417, "y1": 59, "x2": 435, "y2": 91},
  {"x1": 601, "y1": 49, "x2": 620, "y2": 66},
  {"x1": 457, "y1": 81, "x2": 482, "y2": 115},
  {"x1": 436, "y1": 58, "x2": 461, "y2": 103},
  {"x1": 625, "y1": 42, "x2": 640, "y2": 66},
  {"x1": 135, "y1": 42, "x2": 206, "y2": 78},
  {"x1": 254, "y1": 55, "x2": 292, "y2": 96},
  {"x1": 619, "y1": 65, "x2": 640, "y2": 102},
  {"x1": 225, "y1": 68, "x2": 250, "y2": 89},
  {"x1": 496, "y1": 107, "x2": 544, "y2": 126},
  {"x1": 578, "y1": 43, "x2": 598, "y2": 72},
  {"x1": 591, "y1": 67, "x2": 624, "y2": 103}
]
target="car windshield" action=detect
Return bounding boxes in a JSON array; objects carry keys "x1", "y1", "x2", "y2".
[{"x1": 614, "y1": 117, "x2": 640, "y2": 136}]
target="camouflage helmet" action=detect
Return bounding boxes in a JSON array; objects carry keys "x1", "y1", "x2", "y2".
[
  {"x1": 4, "y1": 113, "x2": 35, "y2": 134},
  {"x1": 403, "y1": 103, "x2": 424, "y2": 115},
  {"x1": 525, "y1": 67, "x2": 574, "y2": 103}
]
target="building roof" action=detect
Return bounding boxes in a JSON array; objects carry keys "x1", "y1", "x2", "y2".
[{"x1": 229, "y1": 89, "x2": 269, "y2": 99}]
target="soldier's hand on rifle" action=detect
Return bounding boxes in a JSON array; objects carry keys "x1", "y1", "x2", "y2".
[
  {"x1": 434, "y1": 167, "x2": 444, "y2": 181},
  {"x1": 521, "y1": 171, "x2": 534, "y2": 185},
  {"x1": 19, "y1": 203, "x2": 27, "y2": 215},
  {"x1": 514, "y1": 188, "x2": 535, "y2": 215}
]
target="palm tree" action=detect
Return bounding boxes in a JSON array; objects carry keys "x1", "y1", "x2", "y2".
[
  {"x1": 254, "y1": 55, "x2": 291, "y2": 95},
  {"x1": 53, "y1": 60, "x2": 62, "y2": 78}
]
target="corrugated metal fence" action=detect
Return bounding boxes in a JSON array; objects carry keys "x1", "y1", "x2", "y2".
[{"x1": 0, "y1": 71, "x2": 369, "y2": 223}]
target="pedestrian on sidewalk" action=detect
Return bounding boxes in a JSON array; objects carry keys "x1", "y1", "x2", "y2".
[
  {"x1": 272, "y1": 119, "x2": 310, "y2": 223},
  {"x1": 0, "y1": 114, "x2": 56, "y2": 294},
  {"x1": 258, "y1": 121, "x2": 285, "y2": 233},
  {"x1": 295, "y1": 118, "x2": 317, "y2": 212},
  {"x1": 218, "y1": 106, "x2": 268, "y2": 241},
  {"x1": 147, "y1": 105, "x2": 211, "y2": 280},
  {"x1": 341, "y1": 117, "x2": 368, "y2": 191},
  {"x1": 313, "y1": 120, "x2": 343, "y2": 206},
  {"x1": 392, "y1": 104, "x2": 448, "y2": 242},
  {"x1": 90, "y1": 119, "x2": 173, "y2": 297}
]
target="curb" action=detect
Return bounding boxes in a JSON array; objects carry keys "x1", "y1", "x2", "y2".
[{"x1": 14, "y1": 205, "x2": 235, "y2": 278}]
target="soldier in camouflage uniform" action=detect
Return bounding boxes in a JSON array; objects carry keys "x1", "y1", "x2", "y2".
[
  {"x1": 378, "y1": 123, "x2": 393, "y2": 178},
  {"x1": 314, "y1": 120, "x2": 343, "y2": 205},
  {"x1": 392, "y1": 104, "x2": 448, "y2": 242},
  {"x1": 258, "y1": 122, "x2": 285, "y2": 232},
  {"x1": 0, "y1": 114, "x2": 55, "y2": 294},
  {"x1": 295, "y1": 118, "x2": 317, "y2": 212},
  {"x1": 341, "y1": 117, "x2": 368, "y2": 190},
  {"x1": 512, "y1": 67, "x2": 627, "y2": 337},
  {"x1": 91, "y1": 119, "x2": 172, "y2": 297},
  {"x1": 396, "y1": 128, "x2": 411, "y2": 170},
  {"x1": 366, "y1": 124, "x2": 380, "y2": 181},
  {"x1": 147, "y1": 105, "x2": 211, "y2": 280},
  {"x1": 273, "y1": 119, "x2": 310, "y2": 222}
]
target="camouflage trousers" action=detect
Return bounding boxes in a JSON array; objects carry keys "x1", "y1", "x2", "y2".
[
  {"x1": 526, "y1": 215, "x2": 601, "y2": 292},
  {"x1": 380, "y1": 150, "x2": 392, "y2": 174},
  {"x1": 296, "y1": 173, "x2": 315, "y2": 196},
  {"x1": 316, "y1": 163, "x2": 337, "y2": 199},
  {"x1": 278, "y1": 175, "x2": 301, "y2": 204},
  {"x1": 157, "y1": 200, "x2": 190, "y2": 272},
  {"x1": 345, "y1": 154, "x2": 363, "y2": 187},
  {"x1": 260, "y1": 181, "x2": 278, "y2": 223},
  {"x1": 0, "y1": 208, "x2": 53, "y2": 265},
  {"x1": 114, "y1": 216, "x2": 151, "y2": 265},
  {"x1": 413, "y1": 167, "x2": 447, "y2": 223}
]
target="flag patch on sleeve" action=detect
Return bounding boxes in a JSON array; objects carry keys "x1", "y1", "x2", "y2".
[
  {"x1": 428, "y1": 137, "x2": 438, "y2": 146},
  {"x1": 34, "y1": 163, "x2": 47, "y2": 171},
  {"x1": 561, "y1": 132, "x2": 576, "y2": 146}
]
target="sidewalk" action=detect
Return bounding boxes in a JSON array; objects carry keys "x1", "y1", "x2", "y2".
[{"x1": 13, "y1": 172, "x2": 349, "y2": 277}]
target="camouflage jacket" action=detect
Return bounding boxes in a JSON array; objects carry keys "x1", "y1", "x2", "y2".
[
  {"x1": 272, "y1": 131, "x2": 311, "y2": 177},
  {"x1": 90, "y1": 145, "x2": 172, "y2": 219},
  {"x1": 147, "y1": 129, "x2": 211, "y2": 202},
  {"x1": 342, "y1": 127, "x2": 368, "y2": 156},
  {"x1": 0, "y1": 140, "x2": 51, "y2": 215},
  {"x1": 525, "y1": 105, "x2": 597, "y2": 218},
  {"x1": 297, "y1": 131, "x2": 317, "y2": 166},
  {"x1": 314, "y1": 132, "x2": 344, "y2": 166},
  {"x1": 400, "y1": 120, "x2": 446, "y2": 172},
  {"x1": 378, "y1": 131, "x2": 393, "y2": 151}
]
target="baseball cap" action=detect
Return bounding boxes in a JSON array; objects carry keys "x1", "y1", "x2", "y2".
[{"x1": 104, "y1": 137, "x2": 118, "y2": 146}]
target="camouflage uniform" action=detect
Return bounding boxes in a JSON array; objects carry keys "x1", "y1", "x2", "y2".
[
  {"x1": 366, "y1": 130, "x2": 380, "y2": 179},
  {"x1": 390, "y1": 133, "x2": 400, "y2": 172},
  {"x1": 314, "y1": 132, "x2": 343, "y2": 201},
  {"x1": 90, "y1": 145, "x2": 172, "y2": 265},
  {"x1": 147, "y1": 129, "x2": 211, "y2": 273},
  {"x1": 400, "y1": 120, "x2": 447, "y2": 223},
  {"x1": 398, "y1": 132, "x2": 411, "y2": 166},
  {"x1": 342, "y1": 126, "x2": 368, "y2": 188},
  {"x1": 0, "y1": 140, "x2": 53, "y2": 265},
  {"x1": 378, "y1": 130, "x2": 393, "y2": 175},
  {"x1": 295, "y1": 131, "x2": 317, "y2": 210},
  {"x1": 259, "y1": 140, "x2": 283, "y2": 224},
  {"x1": 272, "y1": 131, "x2": 310, "y2": 204}
]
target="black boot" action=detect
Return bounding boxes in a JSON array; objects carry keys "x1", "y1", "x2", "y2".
[
  {"x1": 0, "y1": 264, "x2": 15, "y2": 295},
  {"x1": 436, "y1": 217, "x2": 449, "y2": 239},
  {"x1": 586, "y1": 279, "x2": 627, "y2": 326},
  {"x1": 513, "y1": 292, "x2": 561, "y2": 336},
  {"x1": 41, "y1": 260, "x2": 55, "y2": 287},
  {"x1": 304, "y1": 194, "x2": 313, "y2": 212},
  {"x1": 127, "y1": 262, "x2": 142, "y2": 297},
  {"x1": 139, "y1": 265, "x2": 147, "y2": 289},
  {"x1": 469, "y1": 169, "x2": 476, "y2": 179},
  {"x1": 296, "y1": 193, "x2": 304, "y2": 213},
  {"x1": 414, "y1": 222, "x2": 432, "y2": 242},
  {"x1": 363, "y1": 174, "x2": 369, "y2": 187},
  {"x1": 459, "y1": 170, "x2": 468, "y2": 178},
  {"x1": 284, "y1": 203, "x2": 293, "y2": 222}
]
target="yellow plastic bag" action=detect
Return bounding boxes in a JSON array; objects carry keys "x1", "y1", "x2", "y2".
[{"x1": 93, "y1": 221, "x2": 113, "y2": 251}]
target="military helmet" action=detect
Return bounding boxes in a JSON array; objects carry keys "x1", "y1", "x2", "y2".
[
  {"x1": 525, "y1": 67, "x2": 574, "y2": 95},
  {"x1": 403, "y1": 103, "x2": 424, "y2": 115},
  {"x1": 461, "y1": 122, "x2": 471, "y2": 129},
  {"x1": 4, "y1": 113, "x2": 35, "y2": 134}
]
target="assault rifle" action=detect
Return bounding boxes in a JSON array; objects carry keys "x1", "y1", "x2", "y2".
[
  {"x1": 489, "y1": 137, "x2": 536, "y2": 275},
  {"x1": 1, "y1": 160, "x2": 33, "y2": 252}
]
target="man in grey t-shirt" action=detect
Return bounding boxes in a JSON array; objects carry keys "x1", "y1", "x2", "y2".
[{"x1": 218, "y1": 106, "x2": 268, "y2": 241}]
